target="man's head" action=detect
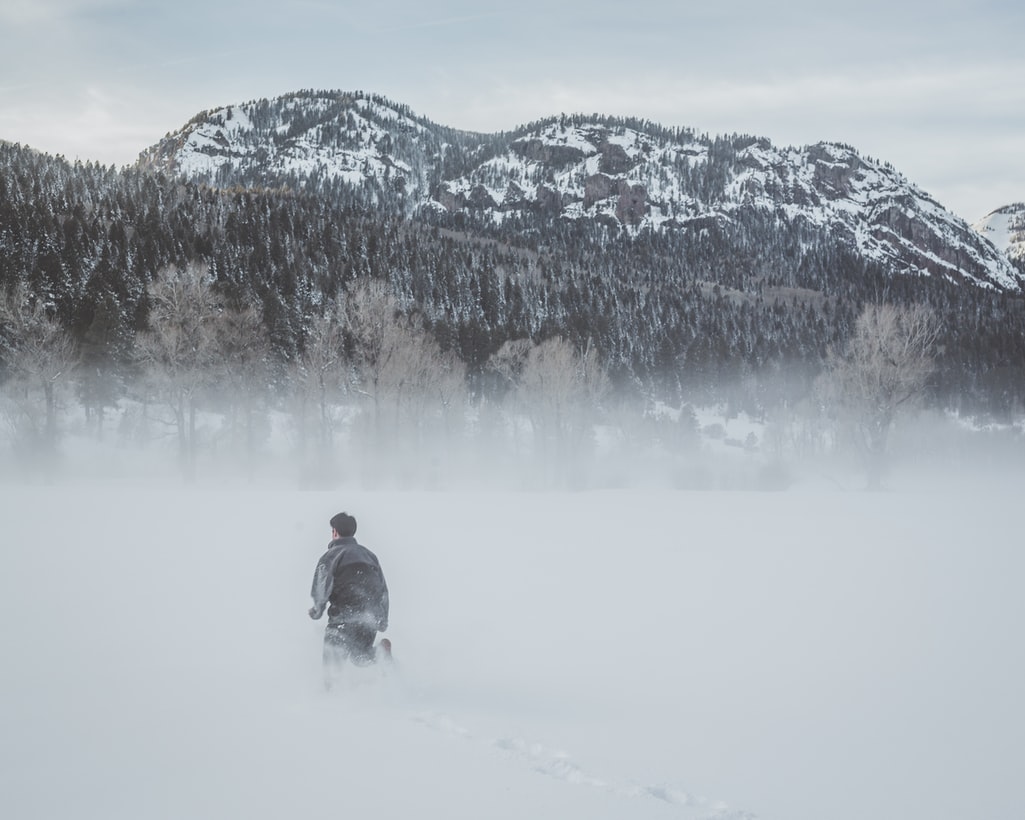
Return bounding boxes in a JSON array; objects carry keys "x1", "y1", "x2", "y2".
[{"x1": 330, "y1": 512, "x2": 357, "y2": 538}]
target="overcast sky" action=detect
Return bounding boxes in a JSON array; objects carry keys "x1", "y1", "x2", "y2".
[{"x1": 1, "y1": 0, "x2": 1022, "y2": 223}]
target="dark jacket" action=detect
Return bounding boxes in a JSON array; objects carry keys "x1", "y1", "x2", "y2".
[{"x1": 310, "y1": 537, "x2": 389, "y2": 630}]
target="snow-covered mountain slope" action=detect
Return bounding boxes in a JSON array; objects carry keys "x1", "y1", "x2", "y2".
[
  {"x1": 138, "y1": 90, "x2": 457, "y2": 202},
  {"x1": 139, "y1": 90, "x2": 1024, "y2": 293},
  {"x1": 436, "y1": 123, "x2": 1021, "y2": 291},
  {"x1": 973, "y1": 203, "x2": 1025, "y2": 264}
]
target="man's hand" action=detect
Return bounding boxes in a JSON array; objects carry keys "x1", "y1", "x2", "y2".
[{"x1": 308, "y1": 605, "x2": 324, "y2": 620}]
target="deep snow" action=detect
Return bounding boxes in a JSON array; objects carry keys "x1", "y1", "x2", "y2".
[{"x1": 2, "y1": 480, "x2": 1023, "y2": 820}]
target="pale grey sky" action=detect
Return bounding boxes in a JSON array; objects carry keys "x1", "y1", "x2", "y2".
[{"x1": 2, "y1": 0, "x2": 1023, "y2": 223}]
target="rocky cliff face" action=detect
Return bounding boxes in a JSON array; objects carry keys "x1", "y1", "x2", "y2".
[{"x1": 138, "y1": 90, "x2": 1024, "y2": 294}]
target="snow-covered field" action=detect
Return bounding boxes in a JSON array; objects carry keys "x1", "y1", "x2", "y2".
[{"x1": 2, "y1": 476, "x2": 1023, "y2": 820}]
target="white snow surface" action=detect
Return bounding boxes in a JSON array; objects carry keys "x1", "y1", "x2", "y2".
[
  {"x1": 2, "y1": 479, "x2": 1024, "y2": 820},
  {"x1": 973, "y1": 203, "x2": 1025, "y2": 261}
]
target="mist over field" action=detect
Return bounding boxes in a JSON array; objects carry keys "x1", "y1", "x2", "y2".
[
  {"x1": 2, "y1": 14, "x2": 1024, "y2": 818},
  {"x1": 2, "y1": 396, "x2": 1024, "y2": 820}
]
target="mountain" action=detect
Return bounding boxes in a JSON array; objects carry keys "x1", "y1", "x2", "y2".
[
  {"x1": 139, "y1": 89, "x2": 1024, "y2": 294},
  {"x1": 973, "y1": 203, "x2": 1025, "y2": 274},
  {"x1": 137, "y1": 90, "x2": 462, "y2": 207},
  {"x1": 4, "y1": 94, "x2": 1025, "y2": 422}
]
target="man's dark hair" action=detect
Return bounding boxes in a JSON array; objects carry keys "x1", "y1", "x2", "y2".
[{"x1": 330, "y1": 512, "x2": 357, "y2": 537}]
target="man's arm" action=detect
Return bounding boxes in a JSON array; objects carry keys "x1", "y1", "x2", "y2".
[{"x1": 308, "y1": 548, "x2": 338, "y2": 619}]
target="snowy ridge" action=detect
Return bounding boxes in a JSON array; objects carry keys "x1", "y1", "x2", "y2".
[
  {"x1": 439, "y1": 126, "x2": 1021, "y2": 291},
  {"x1": 139, "y1": 91, "x2": 442, "y2": 198},
  {"x1": 437, "y1": 121, "x2": 709, "y2": 230},
  {"x1": 139, "y1": 89, "x2": 1025, "y2": 293},
  {"x1": 973, "y1": 203, "x2": 1025, "y2": 263}
]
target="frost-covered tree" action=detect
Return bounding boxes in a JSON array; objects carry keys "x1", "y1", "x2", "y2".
[
  {"x1": 289, "y1": 303, "x2": 348, "y2": 477},
  {"x1": 342, "y1": 281, "x2": 467, "y2": 474},
  {"x1": 134, "y1": 263, "x2": 220, "y2": 480},
  {"x1": 823, "y1": 302, "x2": 940, "y2": 488},
  {"x1": 0, "y1": 284, "x2": 79, "y2": 470},
  {"x1": 340, "y1": 280, "x2": 399, "y2": 439},
  {"x1": 489, "y1": 336, "x2": 609, "y2": 485},
  {"x1": 211, "y1": 300, "x2": 272, "y2": 470}
]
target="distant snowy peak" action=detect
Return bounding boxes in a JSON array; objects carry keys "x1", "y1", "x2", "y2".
[
  {"x1": 973, "y1": 203, "x2": 1025, "y2": 262},
  {"x1": 137, "y1": 90, "x2": 448, "y2": 197},
  {"x1": 139, "y1": 90, "x2": 1024, "y2": 294}
]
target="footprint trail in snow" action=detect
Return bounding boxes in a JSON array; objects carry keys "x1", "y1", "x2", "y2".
[{"x1": 412, "y1": 710, "x2": 756, "y2": 819}]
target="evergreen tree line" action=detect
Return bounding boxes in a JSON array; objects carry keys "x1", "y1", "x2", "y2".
[{"x1": 2, "y1": 137, "x2": 1024, "y2": 463}]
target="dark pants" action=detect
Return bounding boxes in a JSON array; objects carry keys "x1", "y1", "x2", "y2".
[{"x1": 323, "y1": 621, "x2": 377, "y2": 669}]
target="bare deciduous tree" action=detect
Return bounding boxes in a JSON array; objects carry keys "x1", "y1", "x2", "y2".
[
  {"x1": 289, "y1": 304, "x2": 348, "y2": 476},
  {"x1": 0, "y1": 285, "x2": 78, "y2": 469},
  {"x1": 379, "y1": 321, "x2": 466, "y2": 439},
  {"x1": 489, "y1": 336, "x2": 610, "y2": 485},
  {"x1": 340, "y1": 280, "x2": 401, "y2": 437},
  {"x1": 343, "y1": 281, "x2": 467, "y2": 447},
  {"x1": 134, "y1": 263, "x2": 219, "y2": 480},
  {"x1": 823, "y1": 302, "x2": 940, "y2": 488},
  {"x1": 211, "y1": 300, "x2": 272, "y2": 469}
]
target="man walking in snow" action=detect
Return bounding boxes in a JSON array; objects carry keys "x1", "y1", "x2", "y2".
[{"x1": 309, "y1": 512, "x2": 390, "y2": 680}]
